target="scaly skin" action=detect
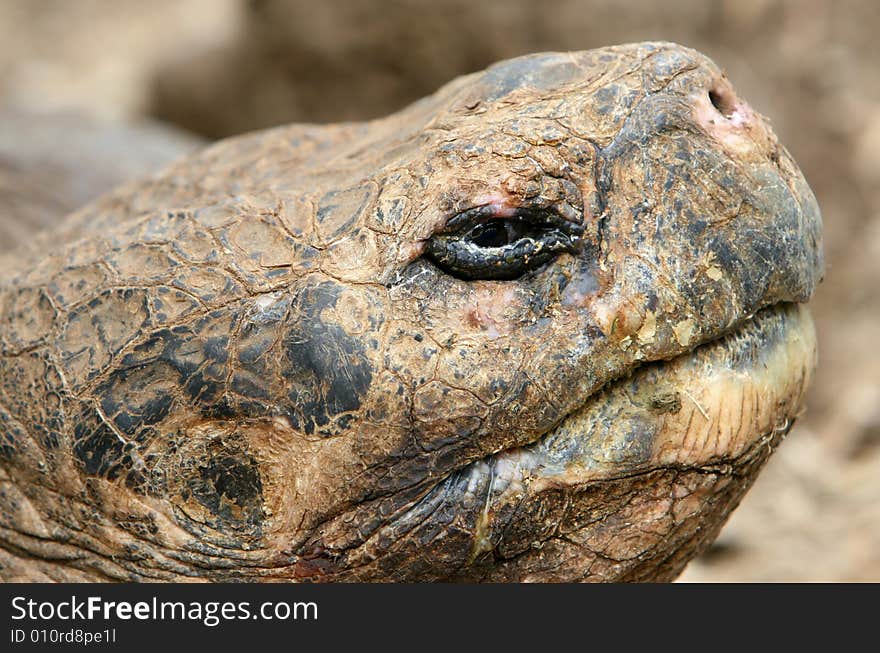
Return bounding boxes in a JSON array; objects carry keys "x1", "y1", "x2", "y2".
[{"x1": 0, "y1": 43, "x2": 822, "y2": 582}]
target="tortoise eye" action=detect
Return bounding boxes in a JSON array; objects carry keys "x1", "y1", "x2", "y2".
[{"x1": 426, "y1": 206, "x2": 584, "y2": 280}]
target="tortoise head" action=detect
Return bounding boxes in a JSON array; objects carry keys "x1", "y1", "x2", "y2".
[{"x1": 0, "y1": 43, "x2": 822, "y2": 581}]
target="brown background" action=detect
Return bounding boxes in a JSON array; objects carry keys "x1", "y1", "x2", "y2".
[{"x1": 0, "y1": 0, "x2": 877, "y2": 581}]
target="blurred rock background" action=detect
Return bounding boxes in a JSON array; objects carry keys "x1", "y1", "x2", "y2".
[{"x1": 0, "y1": 0, "x2": 877, "y2": 581}]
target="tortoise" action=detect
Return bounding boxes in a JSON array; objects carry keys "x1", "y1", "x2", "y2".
[{"x1": 0, "y1": 42, "x2": 822, "y2": 582}]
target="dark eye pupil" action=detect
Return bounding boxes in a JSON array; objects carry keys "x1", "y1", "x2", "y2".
[{"x1": 470, "y1": 223, "x2": 511, "y2": 247}]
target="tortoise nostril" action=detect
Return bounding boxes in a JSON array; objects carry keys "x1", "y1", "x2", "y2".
[{"x1": 708, "y1": 86, "x2": 736, "y2": 119}]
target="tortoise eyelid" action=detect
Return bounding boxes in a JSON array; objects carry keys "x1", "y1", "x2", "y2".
[{"x1": 424, "y1": 207, "x2": 583, "y2": 281}]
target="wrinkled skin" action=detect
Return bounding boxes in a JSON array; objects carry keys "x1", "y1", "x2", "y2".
[{"x1": 0, "y1": 43, "x2": 822, "y2": 582}]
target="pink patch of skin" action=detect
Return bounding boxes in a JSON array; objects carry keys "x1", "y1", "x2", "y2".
[
  {"x1": 692, "y1": 79, "x2": 775, "y2": 159},
  {"x1": 472, "y1": 190, "x2": 520, "y2": 218},
  {"x1": 396, "y1": 240, "x2": 427, "y2": 265},
  {"x1": 581, "y1": 288, "x2": 648, "y2": 342},
  {"x1": 462, "y1": 286, "x2": 518, "y2": 339}
]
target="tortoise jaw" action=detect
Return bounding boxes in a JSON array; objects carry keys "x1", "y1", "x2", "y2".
[
  {"x1": 438, "y1": 302, "x2": 816, "y2": 575},
  {"x1": 486, "y1": 302, "x2": 816, "y2": 489}
]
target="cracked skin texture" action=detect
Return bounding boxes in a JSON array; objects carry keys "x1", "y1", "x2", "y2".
[{"x1": 0, "y1": 42, "x2": 823, "y2": 582}]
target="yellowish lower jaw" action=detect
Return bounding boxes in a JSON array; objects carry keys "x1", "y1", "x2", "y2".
[
  {"x1": 644, "y1": 302, "x2": 815, "y2": 471},
  {"x1": 492, "y1": 302, "x2": 817, "y2": 488}
]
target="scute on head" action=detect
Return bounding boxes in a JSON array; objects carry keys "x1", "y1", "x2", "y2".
[{"x1": 477, "y1": 52, "x2": 588, "y2": 102}]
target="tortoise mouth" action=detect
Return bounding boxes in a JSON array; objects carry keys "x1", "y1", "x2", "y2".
[
  {"x1": 464, "y1": 301, "x2": 816, "y2": 495},
  {"x1": 251, "y1": 303, "x2": 816, "y2": 581}
]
